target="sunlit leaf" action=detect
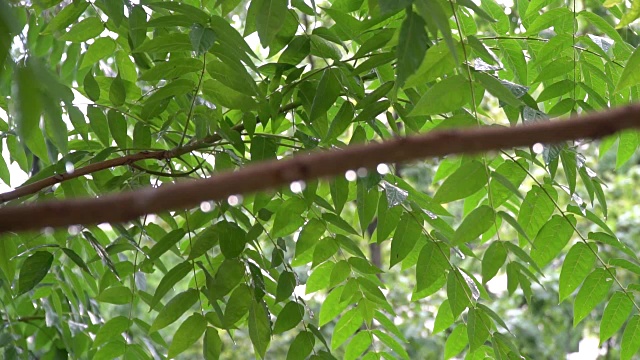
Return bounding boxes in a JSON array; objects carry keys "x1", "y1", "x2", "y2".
[
  {"x1": 600, "y1": 291, "x2": 633, "y2": 344},
  {"x1": 559, "y1": 243, "x2": 597, "y2": 302},
  {"x1": 168, "y1": 313, "x2": 207, "y2": 358},
  {"x1": 331, "y1": 307, "x2": 363, "y2": 350},
  {"x1": 573, "y1": 268, "x2": 614, "y2": 326}
]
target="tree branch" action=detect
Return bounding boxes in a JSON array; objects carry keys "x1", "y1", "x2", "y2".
[
  {"x1": 0, "y1": 102, "x2": 301, "y2": 204},
  {"x1": 1, "y1": 103, "x2": 639, "y2": 233}
]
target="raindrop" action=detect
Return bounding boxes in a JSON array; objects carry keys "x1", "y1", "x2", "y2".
[
  {"x1": 65, "y1": 162, "x2": 75, "y2": 174},
  {"x1": 227, "y1": 195, "x2": 242, "y2": 206},
  {"x1": 532, "y1": 143, "x2": 544, "y2": 154},
  {"x1": 290, "y1": 180, "x2": 306, "y2": 193},
  {"x1": 376, "y1": 163, "x2": 390, "y2": 175},
  {"x1": 43, "y1": 227, "x2": 54, "y2": 236},
  {"x1": 423, "y1": 209, "x2": 438, "y2": 220},
  {"x1": 571, "y1": 193, "x2": 584, "y2": 206},
  {"x1": 68, "y1": 225, "x2": 80, "y2": 235},
  {"x1": 356, "y1": 168, "x2": 368, "y2": 177},
  {"x1": 200, "y1": 201, "x2": 213, "y2": 212},
  {"x1": 345, "y1": 170, "x2": 357, "y2": 182}
]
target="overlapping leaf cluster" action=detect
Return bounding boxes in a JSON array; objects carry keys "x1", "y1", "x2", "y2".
[{"x1": 2, "y1": 0, "x2": 640, "y2": 359}]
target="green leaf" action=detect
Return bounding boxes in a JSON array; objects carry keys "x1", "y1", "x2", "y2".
[
  {"x1": 149, "y1": 289, "x2": 199, "y2": 333},
  {"x1": 489, "y1": 160, "x2": 527, "y2": 206},
  {"x1": 15, "y1": 63, "x2": 48, "y2": 160},
  {"x1": 96, "y1": 286, "x2": 133, "y2": 304},
  {"x1": 58, "y1": 16, "x2": 103, "y2": 42},
  {"x1": 190, "y1": 24, "x2": 216, "y2": 56},
  {"x1": 474, "y1": 72, "x2": 522, "y2": 107},
  {"x1": 397, "y1": 10, "x2": 429, "y2": 87},
  {"x1": 272, "y1": 197, "x2": 307, "y2": 238},
  {"x1": 218, "y1": 221, "x2": 247, "y2": 258},
  {"x1": 210, "y1": 259, "x2": 245, "y2": 300},
  {"x1": 80, "y1": 37, "x2": 117, "y2": 69},
  {"x1": 447, "y1": 270, "x2": 471, "y2": 320},
  {"x1": 433, "y1": 299, "x2": 454, "y2": 334},
  {"x1": 204, "y1": 327, "x2": 223, "y2": 360},
  {"x1": 617, "y1": 0, "x2": 640, "y2": 28},
  {"x1": 83, "y1": 70, "x2": 100, "y2": 101},
  {"x1": 416, "y1": 240, "x2": 449, "y2": 292},
  {"x1": 145, "y1": 229, "x2": 185, "y2": 263},
  {"x1": 168, "y1": 313, "x2": 207, "y2": 358},
  {"x1": 410, "y1": 75, "x2": 472, "y2": 116},
  {"x1": 150, "y1": 262, "x2": 192, "y2": 310},
  {"x1": 600, "y1": 291, "x2": 634, "y2": 344},
  {"x1": 403, "y1": 40, "x2": 463, "y2": 87},
  {"x1": 42, "y1": 1, "x2": 90, "y2": 34},
  {"x1": 530, "y1": 215, "x2": 576, "y2": 268},
  {"x1": 206, "y1": 59, "x2": 257, "y2": 96},
  {"x1": 452, "y1": 205, "x2": 495, "y2": 245},
  {"x1": 498, "y1": 211, "x2": 530, "y2": 244},
  {"x1": 93, "y1": 341, "x2": 126, "y2": 360},
  {"x1": 306, "y1": 261, "x2": 335, "y2": 294},
  {"x1": 134, "y1": 33, "x2": 192, "y2": 53},
  {"x1": 107, "y1": 110, "x2": 127, "y2": 148},
  {"x1": 525, "y1": 8, "x2": 573, "y2": 35},
  {"x1": 248, "y1": 299, "x2": 271, "y2": 359},
  {"x1": 273, "y1": 301, "x2": 304, "y2": 334},
  {"x1": 18, "y1": 251, "x2": 53, "y2": 296},
  {"x1": 133, "y1": 122, "x2": 151, "y2": 149},
  {"x1": 414, "y1": 0, "x2": 457, "y2": 63},
  {"x1": 482, "y1": 242, "x2": 507, "y2": 283},
  {"x1": 444, "y1": 324, "x2": 468, "y2": 360},
  {"x1": 256, "y1": 0, "x2": 288, "y2": 48},
  {"x1": 329, "y1": 260, "x2": 351, "y2": 287},
  {"x1": 616, "y1": 131, "x2": 640, "y2": 169},
  {"x1": 498, "y1": 39, "x2": 527, "y2": 84},
  {"x1": 141, "y1": 58, "x2": 203, "y2": 82},
  {"x1": 458, "y1": 0, "x2": 496, "y2": 22},
  {"x1": 61, "y1": 247, "x2": 91, "y2": 274},
  {"x1": 93, "y1": 316, "x2": 131, "y2": 349},
  {"x1": 373, "y1": 330, "x2": 409, "y2": 359},
  {"x1": 223, "y1": 284, "x2": 252, "y2": 326},
  {"x1": 344, "y1": 330, "x2": 371, "y2": 360},
  {"x1": 357, "y1": 181, "x2": 379, "y2": 233},
  {"x1": 275, "y1": 271, "x2": 296, "y2": 303},
  {"x1": 202, "y1": 79, "x2": 257, "y2": 110},
  {"x1": 537, "y1": 79, "x2": 574, "y2": 102},
  {"x1": 279, "y1": 35, "x2": 311, "y2": 65},
  {"x1": 573, "y1": 268, "x2": 614, "y2": 326},
  {"x1": 467, "y1": 307, "x2": 491, "y2": 352},
  {"x1": 310, "y1": 68, "x2": 342, "y2": 121},
  {"x1": 287, "y1": 331, "x2": 315, "y2": 360},
  {"x1": 622, "y1": 315, "x2": 640, "y2": 360},
  {"x1": 109, "y1": 74, "x2": 126, "y2": 106},
  {"x1": 319, "y1": 286, "x2": 350, "y2": 326},
  {"x1": 147, "y1": 78, "x2": 194, "y2": 104},
  {"x1": 331, "y1": 307, "x2": 363, "y2": 350},
  {"x1": 390, "y1": 213, "x2": 423, "y2": 268},
  {"x1": 559, "y1": 243, "x2": 597, "y2": 302},
  {"x1": 517, "y1": 185, "x2": 556, "y2": 245},
  {"x1": 433, "y1": 160, "x2": 488, "y2": 203}
]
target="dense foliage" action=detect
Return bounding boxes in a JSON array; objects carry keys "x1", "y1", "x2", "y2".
[{"x1": 2, "y1": 0, "x2": 640, "y2": 358}]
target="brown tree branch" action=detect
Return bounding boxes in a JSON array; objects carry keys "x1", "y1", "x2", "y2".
[
  {"x1": 1, "y1": 103, "x2": 639, "y2": 233},
  {"x1": 0, "y1": 102, "x2": 301, "y2": 204}
]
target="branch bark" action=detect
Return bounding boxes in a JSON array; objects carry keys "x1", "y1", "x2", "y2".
[{"x1": 1, "y1": 103, "x2": 639, "y2": 233}]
